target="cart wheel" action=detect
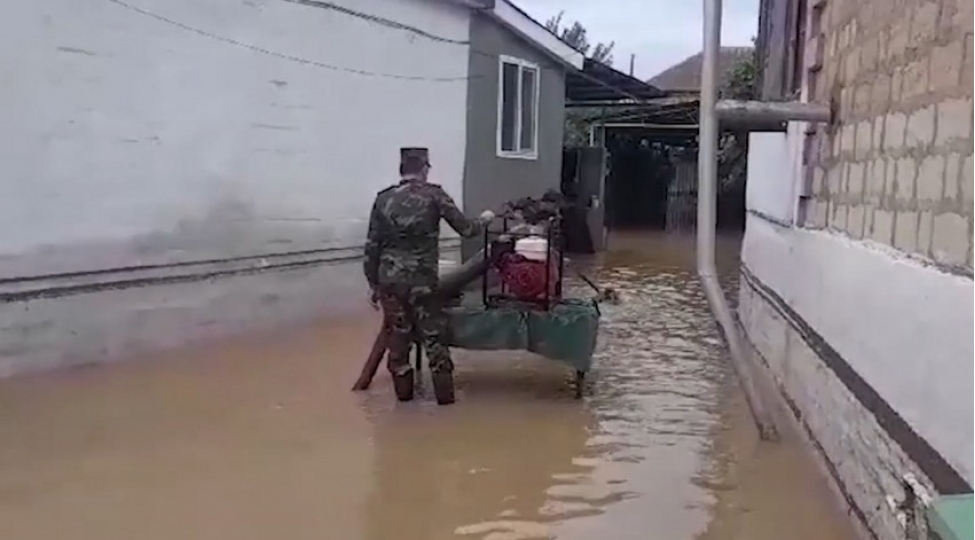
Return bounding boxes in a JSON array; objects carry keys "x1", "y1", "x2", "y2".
[{"x1": 574, "y1": 370, "x2": 585, "y2": 399}]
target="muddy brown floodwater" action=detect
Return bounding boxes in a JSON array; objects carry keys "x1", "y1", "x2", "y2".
[{"x1": 0, "y1": 232, "x2": 859, "y2": 540}]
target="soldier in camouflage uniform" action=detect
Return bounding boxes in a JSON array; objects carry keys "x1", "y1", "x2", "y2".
[{"x1": 363, "y1": 147, "x2": 495, "y2": 405}]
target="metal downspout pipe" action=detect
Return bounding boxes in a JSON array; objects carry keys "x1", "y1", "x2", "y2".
[{"x1": 697, "y1": 0, "x2": 779, "y2": 441}]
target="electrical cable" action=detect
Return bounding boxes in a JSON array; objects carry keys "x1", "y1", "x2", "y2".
[
  {"x1": 104, "y1": 0, "x2": 474, "y2": 81},
  {"x1": 104, "y1": 0, "x2": 655, "y2": 104},
  {"x1": 280, "y1": 0, "x2": 470, "y2": 45},
  {"x1": 276, "y1": 0, "x2": 652, "y2": 101}
]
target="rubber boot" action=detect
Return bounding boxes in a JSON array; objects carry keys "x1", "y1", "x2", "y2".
[
  {"x1": 431, "y1": 371, "x2": 455, "y2": 405},
  {"x1": 392, "y1": 371, "x2": 415, "y2": 402}
]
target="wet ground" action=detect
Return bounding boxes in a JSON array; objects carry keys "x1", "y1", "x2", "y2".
[{"x1": 0, "y1": 232, "x2": 858, "y2": 540}]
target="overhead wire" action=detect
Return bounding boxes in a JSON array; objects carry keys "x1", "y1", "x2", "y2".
[
  {"x1": 104, "y1": 0, "x2": 652, "y2": 102},
  {"x1": 104, "y1": 0, "x2": 473, "y2": 81},
  {"x1": 280, "y1": 0, "x2": 470, "y2": 45}
]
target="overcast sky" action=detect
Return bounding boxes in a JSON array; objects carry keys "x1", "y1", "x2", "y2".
[{"x1": 516, "y1": 0, "x2": 759, "y2": 80}]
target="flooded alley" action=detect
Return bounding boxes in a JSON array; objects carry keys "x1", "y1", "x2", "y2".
[{"x1": 0, "y1": 233, "x2": 858, "y2": 540}]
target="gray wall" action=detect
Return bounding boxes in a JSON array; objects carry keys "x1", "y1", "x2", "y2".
[{"x1": 461, "y1": 13, "x2": 566, "y2": 258}]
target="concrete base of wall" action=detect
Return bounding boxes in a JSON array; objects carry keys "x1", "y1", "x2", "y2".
[
  {"x1": 0, "y1": 260, "x2": 365, "y2": 379},
  {"x1": 0, "y1": 244, "x2": 462, "y2": 379},
  {"x1": 738, "y1": 275, "x2": 947, "y2": 540}
]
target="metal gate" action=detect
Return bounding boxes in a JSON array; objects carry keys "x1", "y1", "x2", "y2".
[{"x1": 666, "y1": 158, "x2": 697, "y2": 231}]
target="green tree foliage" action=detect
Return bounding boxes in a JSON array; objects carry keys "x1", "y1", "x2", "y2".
[
  {"x1": 717, "y1": 50, "x2": 758, "y2": 190},
  {"x1": 544, "y1": 11, "x2": 615, "y2": 66},
  {"x1": 544, "y1": 12, "x2": 617, "y2": 146},
  {"x1": 720, "y1": 49, "x2": 758, "y2": 100}
]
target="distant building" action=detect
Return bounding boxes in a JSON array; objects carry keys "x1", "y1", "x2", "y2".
[
  {"x1": 741, "y1": 0, "x2": 973, "y2": 538},
  {"x1": 648, "y1": 46, "x2": 754, "y2": 93}
]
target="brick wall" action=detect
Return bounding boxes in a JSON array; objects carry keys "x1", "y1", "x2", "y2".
[{"x1": 804, "y1": 0, "x2": 973, "y2": 274}]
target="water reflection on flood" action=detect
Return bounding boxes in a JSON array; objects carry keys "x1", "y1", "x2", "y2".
[{"x1": 0, "y1": 231, "x2": 857, "y2": 540}]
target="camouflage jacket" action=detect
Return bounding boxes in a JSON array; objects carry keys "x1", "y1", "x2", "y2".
[{"x1": 363, "y1": 180, "x2": 484, "y2": 288}]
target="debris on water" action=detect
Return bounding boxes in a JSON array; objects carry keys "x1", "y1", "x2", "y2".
[{"x1": 596, "y1": 287, "x2": 621, "y2": 304}]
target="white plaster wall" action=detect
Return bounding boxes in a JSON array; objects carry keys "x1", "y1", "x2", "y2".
[
  {"x1": 742, "y1": 141, "x2": 975, "y2": 485},
  {"x1": 745, "y1": 132, "x2": 798, "y2": 224},
  {"x1": 0, "y1": 0, "x2": 471, "y2": 277}
]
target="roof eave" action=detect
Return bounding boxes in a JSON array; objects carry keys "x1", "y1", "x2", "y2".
[{"x1": 448, "y1": 0, "x2": 584, "y2": 70}]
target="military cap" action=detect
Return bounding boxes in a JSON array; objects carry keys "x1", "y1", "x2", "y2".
[{"x1": 400, "y1": 147, "x2": 430, "y2": 165}]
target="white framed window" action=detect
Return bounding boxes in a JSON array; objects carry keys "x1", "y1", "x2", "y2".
[{"x1": 497, "y1": 55, "x2": 540, "y2": 159}]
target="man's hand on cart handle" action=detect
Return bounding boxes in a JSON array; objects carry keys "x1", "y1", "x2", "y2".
[{"x1": 479, "y1": 209, "x2": 496, "y2": 222}]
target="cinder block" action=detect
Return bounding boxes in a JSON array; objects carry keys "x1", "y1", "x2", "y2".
[
  {"x1": 867, "y1": 158, "x2": 887, "y2": 196},
  {"x1": 935, "y1": 98, "x2": 974, "y2": 145},
  {"x1": 860, "y1": 36, "x2": 878, "y2": 73},
  {"x1": 894, "y1": 210, "x2": 919, "y2": 252},
  {"x1": 895, "y1": 157, "x2": 917, "y2": 201},
  {"x1": 901, "y1": 58, "x2": 931, "y2": 100},
  {"x1": 905, "y1": 105, "x2": 936, "y2": 148},
  {"x1": 887, "y1": 19, "x2": 910, "y2": 60},
  {"x1": 916, "y1": 155, "x2": 946, "y2": 201},
  {"x1": 918, "y1": 210, "x2": 934, "y2": 255},
  {"x1": 812, "y1": 166, "x2": 826, "y2": 195},
  {"x1": 885, "y1": 157, "x2": 898, "y2": 196},
  {"x1": 854, "y1": 83, "x2": 873, "y2": 117},
  {"x1": 849, "y1": 161, "x2": 867, "y2": 196},
  {"x1": 962, "y1": 154, "x2": 974, "y2": 206},
  {"x1": 929, "y1": 39, "x2": 966, "y2": 91},
  {"x1": 963, "y1": 34, "x2": 973, "y2": 86},
  {"x1": 891, "y1": 66, "x2": 905, "y2": 103},
  {"x1": 954, "y1": 0, "x2": 974, "y2": 33},
  {"x1": 855, "y1": 121, "x2": 873, "y2": 159},
  {"x1": 848, "y1": 204, "x2": 867, "y2": 238},
  {"x1": 872, "y1": 116, "x2": 885, "y2": 150},
  {"x1": 832, "y1": 129, "x2": 843, "y2": 157},
  {"x1": 884, "y1": 112, "x2": 907, "y2": 149},
  {"x1": 910, "y1": 1, "x2": 940, "y2": 46},
  {"x1": 816, "y1": 130, "x2": 833, "y2": 163},
  {"x1": 832, "y1": 203, "x2": 849, "y2": 230},
  {"x1": 944, "y1": 153, "x2": 963, "y2": 202},
  {"x1": 871, "y1": 208, "x2": 896, "y2": 244},
  {"x1": 841, "y1": 123, "x2": 858, "y2": 154},
  {"x1": 810, "y1": 199, "x2": 829, "y2": 228},
  {"x1": 845, "y1": 48, "x2": 862, "y2": 84},
  {"x1": 931, "y1": 212, "x2": 971, "y2": 265},
  {"x1": 828, "y1": 164, "x2": 844, "y2": 194}
]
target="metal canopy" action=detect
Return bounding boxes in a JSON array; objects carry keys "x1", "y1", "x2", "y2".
[
  {"x1": 582, "y1": 95, "x2": 791, "y2": 136},
  {"x1": 565, "y1": 59, "x2": 665, "y2": 105},
  {"x1": 576, "y1": 95, "x2": 703, "y2": 140}
]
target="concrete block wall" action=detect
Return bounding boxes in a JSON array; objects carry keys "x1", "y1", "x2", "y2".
[{"x1": 804, "y1": 0, "x2": 973, "y2": 274}]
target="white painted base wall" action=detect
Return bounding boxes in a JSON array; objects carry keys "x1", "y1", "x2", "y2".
[
  {"x1": 0, "y1": 0, "x2": 470, "y2": 277},
  {"x1": 742, "y1": 217, "x2": 974, "y2": 485},
  {"x1": 741, "y1": 131, "x2": 974, "y2": 538},
  {"x1": 739, "y1": 273, "x2": 926, "y2": 540}
]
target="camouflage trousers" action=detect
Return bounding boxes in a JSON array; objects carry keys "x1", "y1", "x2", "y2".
[{"x1": 377, "y1": 284, "x2": 453, "y2": 376}]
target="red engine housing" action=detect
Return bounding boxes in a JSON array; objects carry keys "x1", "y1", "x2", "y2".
[{"x1": 496, "y1": 251, "x2": 561, "y2": 302}]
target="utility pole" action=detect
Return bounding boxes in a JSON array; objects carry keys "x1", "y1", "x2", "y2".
[{"x1": 628, "y1": 54, "x2": 635, "y2": 76}]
